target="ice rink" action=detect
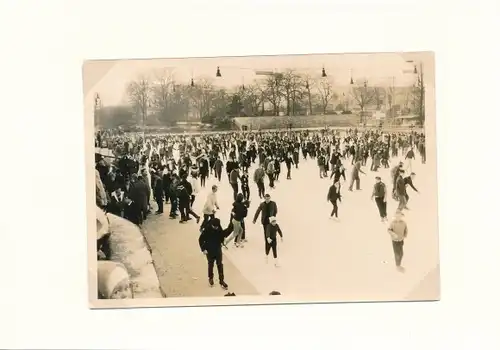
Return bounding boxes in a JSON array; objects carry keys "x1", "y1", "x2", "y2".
[{"x1": 187, "y1": 148, "x2": 439, "y2": 301}]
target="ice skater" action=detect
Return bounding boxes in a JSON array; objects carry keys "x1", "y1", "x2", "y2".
[
  {"x1": 387, "y1": 210, "x2": 408, "y2": 273},
  {"x1": 371, "y1": 176, "x2": 388, "y2": 222},
  {"x1": 265, "y1": 217, "x2": 283, "y2": 267},
  {"x1": 224, "y1": 193, "x2": 248, "y2": 248},
  {"x1": 327, "y1": 180, "x2": 342, "y2": 220},
  {"x1": 198, "y1": 218, "x2": 229, "y2": 289}
]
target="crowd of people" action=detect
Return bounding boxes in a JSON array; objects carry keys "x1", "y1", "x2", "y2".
[{"x1": 95, "y1": 126, "x2": 426, "y2": 290}]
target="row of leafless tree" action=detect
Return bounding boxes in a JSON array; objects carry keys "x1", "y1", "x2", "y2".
[{"x1": 124, "y1": 68, "x2": 422, "y2": 125}]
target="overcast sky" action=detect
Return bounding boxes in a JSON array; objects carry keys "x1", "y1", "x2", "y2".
[{"x1": 83, "y1": 52, "x2": 430, "y2": 118}]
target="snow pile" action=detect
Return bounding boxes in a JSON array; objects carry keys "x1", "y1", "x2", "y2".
[
  {"x1": 97, "y1": 260, "x2": 131, "y2": 299},
  {"x1": 107, "y1": 213, "x2": 163, "y2": 298},
  {"x1": 96, "y1": 206, "x2": 109, "y2": 240}
]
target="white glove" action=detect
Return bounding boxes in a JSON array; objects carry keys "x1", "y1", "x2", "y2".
[{"x1": 267, "y1": 237, "x2": 272, "y2": 244}]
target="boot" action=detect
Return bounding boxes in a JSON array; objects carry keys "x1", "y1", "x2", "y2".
[{"x1": 220, "y1": 280, "x2": 228, "y2": 290}]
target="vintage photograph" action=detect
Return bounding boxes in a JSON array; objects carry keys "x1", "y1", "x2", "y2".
[{"x1": 84, "y1": 52, "x2": 439, "y2": 308}]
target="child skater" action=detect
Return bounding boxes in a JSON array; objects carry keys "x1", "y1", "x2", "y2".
[{"x1": 265, "y1": 216, "x2": 283, "y2": 267}]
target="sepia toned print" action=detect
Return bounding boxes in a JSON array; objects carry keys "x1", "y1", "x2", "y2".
[{"x1": 84, "y1": 52, "x2": 439, "y2": 309}]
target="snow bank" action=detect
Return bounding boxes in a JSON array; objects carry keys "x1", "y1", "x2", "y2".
[{"x1": 107, "y1": 213, "x2": 163, "y2": 298}]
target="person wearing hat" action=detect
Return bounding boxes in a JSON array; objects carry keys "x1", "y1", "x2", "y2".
[
  {"x1": 387, "y1": 210, "x2": 408, "y2": 272},
  {"x1": 371, "y1": 176, "x2": 388, "y2": 221},
  {"x1": 265, "y1": 216, "x2": 283, "y2": 266},
  {"x1": 198, "y1": 217, "x2": 229, "y2": 289}
]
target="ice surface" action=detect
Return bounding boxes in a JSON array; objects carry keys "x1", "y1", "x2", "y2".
[{"x1": 187, "y1": 151, "x2": 439, "y2": 301}]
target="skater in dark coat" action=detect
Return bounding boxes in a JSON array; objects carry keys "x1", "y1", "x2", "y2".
[
  {"x1": 265, "y1": 216, "x2": 283, "y2": 267},
  {"x1": 253, "y1": 194, "x2": 278, "y2": 244},
  {"x1": 198, "y1": 217, "x2": 229, "y2": 289},
  {"x1": 327, "y1": 181, "x2": 342, "y2": 219},
  {"x1": 284, "y1": 152, "x2": 294, "y2": 179},
  {"x1": 152, "y1": 171, "x2": 164, "y2": 214},
  {"x1": 371, "y1": 176, "x2": 388, "y2": 221}
]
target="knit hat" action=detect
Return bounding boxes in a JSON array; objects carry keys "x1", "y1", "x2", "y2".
[{"x1": 97, "y1": 261, "x2": 131, "y2": 299}]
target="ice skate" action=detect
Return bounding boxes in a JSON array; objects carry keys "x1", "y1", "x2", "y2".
[
  {"x1": 220, "y1": 281, "x2": 228, "y2": 290},
  {"x1": 274, "y1": 259, "x2": 280, "y2": 267},
  {"x1": 209, "y1": 277, "x2": 214, "y2": 287}
]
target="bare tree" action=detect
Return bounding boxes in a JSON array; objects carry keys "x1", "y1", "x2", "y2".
[
  {"x1": 411, "y1": 76, "x2": 425, "y2": 122},
  {"x1": 264, "y1": 73, "x2": 285, "y2": 116},
  {"x1": 169, "y1": 84, "x2": 191, "y2": 122},
  {"x1": 282, "y1": 70, "x2": 306, "y2": 116},
  {"x1": 240, "y1": 84, "x2": 264, "y2": 116},
  {"x1": 351, "y1": 82, "x2": 376, "y2": 122},
  {"x1": 302, "y1": 74, "x2": 315, "y2": 115},
  {"x1": 290, "y1": 74, "x2": 307, "y2": 116},
  {"x1": 254, "y1": 80, "x2": 268, "y2": 116},
  {"x1": 211, "y1": 88, "x2": 230, "y2": 117},
  {"x1": 189, "y1": 78, "x2": 215, "y2": 120},
  {"x1": 316, "y1": 78, "x2": 337, "y2": 114},
  {"x1": 387, "y1": 85, "x2": 395, "y2": 114},
  {"x1": 127, "y1": 76, "x2": 153, "y2": 128},
  {"x1": 373, "y1": 87, "x2": 386, "y2": 110},
  {"x1": 151, "y1": 70, "x2": 174, "y2": 123},
  {"x1": 402, "y1": 87, "x2": 412, "y2": 114}
]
